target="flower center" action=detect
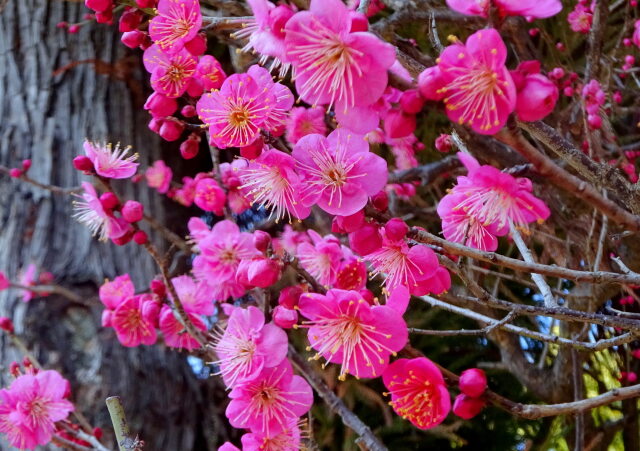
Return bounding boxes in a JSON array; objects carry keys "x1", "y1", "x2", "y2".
[
  {"x1": 325, "y1": 167, "x2": 347, "y2": 186},
  {"x1": 229, "y1": 108, "x2": 250, "y2": 127},
  {"x1": 167, "y1": 64, "x2": 186, "y2": 82},
  {"x1": 219, "y1": 249, "x2": 238, "y2": 264}
]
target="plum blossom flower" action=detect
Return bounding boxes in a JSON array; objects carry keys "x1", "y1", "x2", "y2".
[
  {"x1": 298, "y1": 289, "x2": 408, "y2": 379},
  {"x1": 449, "y1": 152, "x2": 550, "y2": 231},
  {"x1": 212, "y1": 306, "x2": 288, "y2": 387},
  {"x1": 382, "y1": 357, "x2": 451, "y2": 430},
  {"x1": 143, "y1": 45, "x2": 197, "y2": 98},
  {"x1": 510, "y1": 62, "x2": 558, "y2": 122},
  {"x1": 233, "y1": 0, "x2": 295, "y2": 77},
  {"x1": 284, "y1": 0, "x2": 396, "y2": 112},
  {"x1": 18, "y1": 264, "x2": 38, "y2": 303},
  {"x1": 159, "y1": 304, "x2": 205, "y2": 351},
  {"x1": 246, "y1": 65, "x2": 294, "y2": 136},
  {"x1": 146, "y1": 160, "x2": 173, "y2": 194},
  {"x1": 73, "y1": 182, "x2": 129, "y2": 242},
  {"x1": 0, "y1": 370, "x2": 74, "y2": 450},
  {"x1": 220, "y1": 160, "x2": 252, "y2": 214},
  {"x1": 432, "y1": 28, "x2": 517, "y2": 135},
  {"x1": 193, "y1": 177, "x2": 226, "y2": 215},
  {"x1": 296, "y1": 230, "x2": 344, "y2": 287},
  {"x1": 226, "y1": 360, "x2": 313, "y2": 435},
  {"x1": 99, "y1": 274, "x2": 135, "y2": 327},
  {"x1": 111, "y1": 294, "x2": 158, "y2": 347},
  {"x1": 169, "y1": 275, "x2": 214, "y2": 316},
  {"x1": 239, "y1": 148, "x2": 311, "y2": 222},
  {"x1": 149, "y1": 0, "x2": 202, "y2": 53},
  {"x1": 83, "y1": 140, "x2": 138, "y2": 179},
  {"x1": 446, "y1": 0, "x2": 562, "y2": 19},
  {"x1": 196, "y1": 72, "x2": 275, "y2": 149},
  {"x1": 286, "y1": 106, "x2": 327, "y2": 145},
  {"x1": 568, "y1": 4, "x2": 593, "y2": 33},
  {"x1": 241, "y1": 417, "x2": 305, "y2": 451},
  {"x1": 292, "y1": 129, "x2": 388, "y2": 215}
]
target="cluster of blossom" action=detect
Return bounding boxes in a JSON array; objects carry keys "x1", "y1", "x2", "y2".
[
  {"x1": 437, "y1": 153, "x2": 551, "y2": 252},
  {"x1": 582, "y1": 80, "x2": 606, "y2": 130},
  {"x1": 0, "y1": 363, "x2": 75, "y2": 450},
  {"x1": 452, "y1": 368, "x2": 488, "y2": 420},
  {"x1": 418, "y1": 29, "x2": 559, "y2": 135},
  {"x1": 0, "y1": 264, "x2": 54, "y2": 303},
  {"x1": 547, "y1": 67, "x2": 580, "y2": 98},
  {"x1": 567, "y1": 0, "x2": 593, "y2": 34}
]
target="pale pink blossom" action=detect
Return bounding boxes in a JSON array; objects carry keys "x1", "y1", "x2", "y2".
[
  {"x1": 226, "y1": 360, "x2": 313, "y2": 434},
  {"x1": 292, "y1": 129, "x2": 388, "y2": 215},
  {"x1": 149, "y1": 0, "x2": 202, "y2": 53},
  {"x1": 0, "y1": 370, "x2": 74, "y2": 450},
  {"x1": 296, "y1": 230, "x2": 344, "y2": 287},
  {"x1": 286, "y1": 106, "x2": 327, "y2": 145},
  {"x1": 284, "y1": 0, "x2": 396, "y2": 112},
  {"x1": 73, "y1": 182, "x2": 130, "y2": 241},
  {"x1": 212, "y1": 306, "x2": 288, "y2": 387},
  {"x1": 298, "y1": 289, "x2": 408, "y2": 379},
  {"x1": 146, "y1": 160, "x2": 173, "y2": 194},
  {"x1": 568, "y1": 4, "x2": 593, "y2": 33},
  {"x1": 83, "y1": 140, "x2": 138, "y2": 179}
]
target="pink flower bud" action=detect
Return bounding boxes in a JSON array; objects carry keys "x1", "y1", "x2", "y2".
[
  {"x1": 459, "y1": 368, "x2": 487, "y2": 397},
  {"x1": 119, "y1": 10, "x2": 142, "y2": 32},
  {"x1": 349, "y1": 223, "x2": 382, "y2": 256},
  {"x1": 332, "y1": 210, "x2": 365, "y2": 234},
  {"x1": 21, "y1": 159, "x2": 32, "y2": 171},
  {"x1": 144, "y1": 92, "x2": 178, "y2": 118},
  {"x1": 133, "y1": 230, "x2": 148, "y2": 245},
  {"x1": 435, "y1": 133, "x2": 453, "y2": 153},
  {"x1": 624, "y1": 38, "x2": 632, "y2": 46},
  {"x1": 93, "y1": 427, "x2": 103, "y2": 440},
  {"x1": 625, "y1": 55, "x2": 636, "y2": 66},
  {"x1": 180, "y1": 137, "x2": 200, "y2": 159},
  {"x1": 453, "y1": 394, "x2": 485, "y2": 420},
  {"x1": 278, "y1": 285, "x2": 304, "y2": 309},
  {"x1": 68, "y1": 24, "x2": 81, "y2": 34},
  {"x1": 121, "y1": 30, "x2": 145, "y2": 49},
  {"x1": 9, "y1": 168, "x2": 22, "y2": 178},
  {"x1": 194, "y1": 178, "x2": 226, "y2": 215},
  {"x1": 418, "y1": 66, "x2": 446, "y2": 101},
  {"x1": 57, "y1": 21, "x2": 68, "y2": 29},
  {"x1": 95, "y1": 9, "x2": 114, "y2": 24},
  {"x1": 556, "y1": 42, "x2": 566, "y2": 51},
  {"x1": 148, "y1": 118, "x2": 161, "y2": 134},
  {"x1": 39, "y1": 272, "x2": 54, "y2": 285},
  {"x1": 141, "y1": 298, "x2": 160, "y2": 326},
  {"x1": 628, "y1": 372, "x2": 638, "y2": 383},
  {"x1": 272, "y1": 305, "x2": 298, "y2": 329},
  {"x1": 9, "y1": 362, "x2": 20, "y2": 377},
  {"x1": 385, "y1": 218, "x2": 408, "y2": 241},
  {"x1": 185, "y1": 34, "x2": 207, "y2": 56},
  {"x1": 121, "y1": 200, "x2": 144, "y2": 223},
  {"x1": 563, "y1": 86, "x2": 574, "y2": 97},
  {"x1": 112, "y1": 230, "x2": 134, "y2": 246},
  {"x1": 85, "y1": 0, "x2": 112, "y2": 13},
  {"x1": 515, "y1": 74, "x2": 559, "y2": 122},
  {"x1": 399, "y1": 89, "x2": 424, "y2": 114},
  {"x1": 528, "y1": 28, "x2": 540, "y2": 37},
  {"x1": 73, "y1": 155, "x2": 94, "y2": 173},
  {"x1": 632, "y1": 349, "x2": 640, "y2": 359},
  {"x1": 587, "y1": 113, "x2": 602, "y2": 129},
  {"x1": 159, "y1": 119, "x2": 184, "y2": 141},
  {"x1": 150, "y1": 279, "x2": 166, "y2": 299},
  {"x1": 384, "y1": 110, "x2": 416, "y2": 139},
  {"x1": 349, "y1": 11, "x2": 369, "y2": 32},
  {"x1": 249, "y1": 259, "x2": 280, "y2": 288},
  {"x1": 371, "y1": 191, "x2": 389, "y2": 211},
  {"x1": 0, "y1": 317, "x2": 14, "y2": 333},
  {"x1": 181, "y1": 105, "x2": 197, "y2": 117},
  {"x1": 549, "y1": 67, "x2": 565, "y2": 79},
  {"x1": 101, "y1": 309, "x2": 112, "y2": 327},
  {"x1": 253, "y1": 230, "x2": 272, "y2": 253},
  {"x1": 240, "y1": 138, "x2": 264, "y2": 160},
  {"x1": 99, "y1": 192, "x2": 119, "y2": 211}
]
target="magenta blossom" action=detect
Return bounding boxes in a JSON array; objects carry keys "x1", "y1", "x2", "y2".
[
  {"x1": 111, "y1": 294, "x2": 158, "y2": 347},
  {"x1": 18, "y1": 264, "x2": 38, "y2": 303},
  {"x1": 292, "y1": 129, "x2": 388, "y2": 215},
  {"x1": 298, "y1": 289, "x2": 408, "y2": 379},
  {"x1": 220, "y1": 160, "x2": 252, "y2": 215},
  {"x1": 434, "y1": 28, "x2": 517, "y2": 135},
  {"x1": 568, "y1": 4, "x2": 593, "y2": 33},
  {"x1": 286, "y1": 106, "x2": 327, "y2": 145},
  {"x1": 159, "y1": 304, "x2": 205, "y2": 351},
  {"x1": 0, "y1": 370, "x2": 74, "y2": 450},
  {"x1": 446, "y1": 0, "x2": 562, "y2": 19},
  {"x1": 99, "y1": 273, "x2": 135, "y2": 310},
  {"x1": 212, "y1": 306, "x2": 288, "y2": 387},
  {"x1": 169, "y1": 275, "x2": 214, "y2": 316},
  {"x1": 382, "y1": 357, "x2": 451, "y2": 430},
  {"x1": 284, "y1": 0, "x2": 396, "y2": 112},
  {"x1": 196, "y1": 71, "x2": 275, "y2": 149},
  {"x1": 143, "y1": 45, "x2": 197, "y2": 98},
  {"x1": 247, "y1": 65, "x2": 294, "y2": 136},
  {"x1": 193, "y1": 177, "x2": 226, "y2": 215},
  {"x1": 73, "y1": 182, "x2": 130, "y2": 242},
  {"x1": 146, "y1": 160, "x2": 173, "y2": 194},
  {"x1": 83, "y1": 140, "x2": 139, "y2": 179},
  {"x1": 241, "y1": 417, "x2": 304, "y2": 451},
  {"x1": 149, "y1": 0, "x2": 202, "y2": 53},
  {"x1": 296, "y1": 230, "x2": 344, "y2": 287},
  {"x1": 239, "y1": 148, "x2": 311, "y2": 222},
  {"x1": 226, "y1": 360, "x2": 313, "y2": 435}
]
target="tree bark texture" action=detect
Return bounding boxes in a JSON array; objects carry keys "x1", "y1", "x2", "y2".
[{"x1": 0, "y1": 1, "x2": 227, "y2": 449}]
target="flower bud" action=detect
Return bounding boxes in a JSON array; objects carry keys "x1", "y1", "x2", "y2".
[
  {"x1": 587, "y1": 113, "x2": 602, "y2": 129},
  {"x1": 435, "y1": 133, "x2": 453, "y2": 152},
  {"x1": 459, "y1": 368, "x2": 487, "y2": 397},
  {"x1": 95, "y1": 9, "x2": 114, "y2": 24},
  {"x1": 121, "y1": 30, "x2": 145, "y2": 49},
  {"x1": 133, "y1": 230, "x2": 149, "y2": 245},
  {"x1": 247, "y1": 258, "x2": 280, "y2": 288},
  {"x1": 384, "y1": 110, "x2": 416, "y2": 139},
  {"x1": 253, "y1": 230, "x2": 272, "y2": 253},
  {"x1": 159, "y1": 119, "x2": 184, "y2": 142},
  {"x1": 0, "y1": 271, "x2": 9, "y2": 291},
  {"x1": 515, "y1": 74, "x2": 559, "y2": 122},
  {"x1": 278, "y1": 285, "x2": 304, "y2": 309},
  {"x1": 99, "y1": 192, "x2": 119, "y2": 211},
  {"x1": 112, "y1": 230, "x2": 134, "y2": 246},
  {"x1": 68, "y1": 24, "x2": 81, "y2": 34},
  {"x1": 85, "y1": 0, "x2": 112, "y2": 13},
  {"x1": 332, "y1": 210, "x2": 365, "y2": 234},
  {"x1": 453, "y1": 394, "x2": 485, "y2": 420},
  {"x1": 181, "y1": 105, "x2": 197, "y2": 118},
  {"x1": 93, "y1": 428, "x2": 103, "y2": 440},
  {"x1": 418, "y1": 66, "x2": 446, "y2": 101},
  {"x1": 119, "y1": 9, "x2": 142, "y2": 32},
  {"x1": 349, "y1": 223, "x2": 382, "y2": 256},
  {"x1": 150, "y1": 279, "x2": 166, "y2": 299},
  {"x1": 385, "y1": 218, "x2": 408, "y2": 242},
  {"x1": 21, "y1": 159, "x2": 32, "y2": 172},
  {"x1": 371, "y1": 190, "x2": 389, "y2": 211},
  {"x1": 121, "y1": 200, "x2": 144, "y2": 223},
  {"x1": 9, "y1": 168, "x2": 22, "y2": 178},
  {"x1": 399, "y1": 89, "x2": 424, "y2": 114},
  {"x1": 0, "y1": 317, "x2": 14, "y2": 333},
  {"x1": 180, "y1": 137, "x2": 200, "y2": 160},
  {"x1": 73, "y1": 155, "x2": 95, "y2": 173},
  {"x1": 272, "y1": 306, "x2": 298, "y2": 329},
  {"x1": 144, "y1": 92, "x2": 178, "y2": 118}
]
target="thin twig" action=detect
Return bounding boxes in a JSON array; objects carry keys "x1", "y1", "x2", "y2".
[{"x1": 106, "y1": 396, "x2": 140, "y2": 451}]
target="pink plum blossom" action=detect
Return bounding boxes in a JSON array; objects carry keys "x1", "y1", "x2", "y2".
[
  {"x1": 169, "y1": 275, "x2": 214, "y2": 316},
  {"x1": 298, "y1": 289, "x2": 408, "y2": 379},
  {"x1": 220, "y1": 160, "x2": 251, "y2": 214},
  {"x1": 83, "y1": 140, "x2": 139, "y2": 179},
  {"x1": 568, "y1": 4, "x2": 593, "y2": 33},
  {"x1": 99, "y1": 274, "x2": 135, "y2": 311},
  {"x1": 148, "y1": 0, "x2": 202, "y2": 53},
  {"x1": 0, "y1": 370, "x2": 74, "y2": 450},
  {"x1": 246, "y1": 65, "x2": 294, "y2": 136},
  {"x1": 382, "y1": 357, "x2": 450, "y2": 430},
  {"x1": 212, "y1": 305, "x2": 288, "y2": 387},
  {"x1": 159, "y1": 304, "x2": 205, "y2": 351},
  {"x1": 296, "y1": 230, "x2": 344, "y2": 287},
  {"x1": 193, "y1": 177, "x2": 226, "y2": 215},
  {"x1": 433, "y1": 29, "x2": 517, "y2": 135},
  {"x1": 240, "y1": 417, "x2": 304, "y2": 451},
  {"x1": 0, "y1": 271, "x2": 9, "y2": 291},
  {"x1": 284, "y1": 0, "x2": 396, "y2": 113},
  {"x1": 239, "y1": 148, "x2": 311, "y2": 222},
  {"x1": 145, "y1": 160, "x2": 173, "y2": 194},
  {"x1": 286, "y1": 106, "x2": 327, "y2": 145},
  {"x1": 111, "y1": 294, "x2": 158, "y2": 347},
  {"x1": 143, "y1": 45, "x2": 197, "y2": 98},
  {"x1": 226, "y1": 360, "x2": 313, "y2": 434},
  {"x1": 292, "y1": 129, "x2": 388, "y2": 215},
  {"x1": 194, "y1": 55, "x2": 227, "y2": 91},
  {"x1": 18, "y1": 264, "x2": 38, "y2": 303},
  {"x1": 73, "y1": 182, "x2": 130, "y2": 242},
  {"x1": 446, "y1": 0, "x2": 562, "y2": 19}
]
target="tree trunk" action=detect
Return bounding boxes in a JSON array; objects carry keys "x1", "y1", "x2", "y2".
[{"x1": 0, "y1": 1, "x2": 227, "y2": 449}]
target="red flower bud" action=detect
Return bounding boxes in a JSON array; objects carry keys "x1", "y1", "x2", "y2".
[
  {"x1": 453, "y1": 394, "x2": 485, "y2": 420},
  {"x1": 0, "y1": 317, "x2": 14, "y2": 334},
  {"x1": 253, "y1": 230, "x2": 272, "y2": 253},
  {"x1": 150, "y1": 279, "x2": 166, "y2": 299},
  {"x1": 99, "y1": 192, "x2": 119, "y2": 211},
  {"x1": 21, "y1": 159, "x2": 32, "y2": 171},
  {"x1": 181, "y1": 105, "x2": 197, "y2": 118},
  {"x1": 159, "y1": 119, "x2": 184, "y2": 141},
  {"x1": 459, "y1": 368, "x2": 487, "y2": 398},
  {"x1": 121, "y1": 30, "x2": 145, "y2": 49},
  {"x1": 278, "y1": 285, "x2": 304, "y2": 309},
  {"x1": 121, "y1": 200, "x2": 144, "y2": 223},
  {"x1": 73, "y1": 155, "x2": 95, "y2": 173},
  {"x1": 93, "y1": 427, "x2": 103, "y2": 440},
  {"x1": 349, "y1": 223, "x2": 382, "y2": 256},
  {"x1": 371, "y1": 190, "x2": 389, "y2": 211},
  {"x1": 133, "y1": 230, "x2": 149, "y2": 245},
  {"x1": 399, "y1": 89, "x2": 424, "y2": 114},
  {"x1": 9, "y1": 168, "x2": 22, "y2": 178},
  {"x1": 180, "y1": 137, "x2": 200, "y2": 160},
  {"x1": 384, "y1": 218, "x2": 408, "y2": 242}
]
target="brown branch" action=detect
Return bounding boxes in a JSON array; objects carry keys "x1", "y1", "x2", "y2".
[
  {"x1": 287, "y1": 256, "x2": 327, "y2": 294},
  {"x1": 9, "y1": 282, "x2": 90, "y2": 306},
  {"x1": 51, "y1": 434, "x2": 94, "y2": 451},
  {"x1": 585, "y1": 0, "x2": 609, "y2": 81},
  {"x1": 201, "y1": 16, "x2": 253, "y2": 31},
  {"x1": 0, "y1": 166, "x2": 81, "y2": 195},
  {"x1": 388, "y1": 155, "x2": 460, "y2": 184},
  {"x1": 142, "y1": 214, "x2": 191, "y2": 254},
  {"x1": 289, "y1": 347, "x2": 388, "y2": 451}
]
